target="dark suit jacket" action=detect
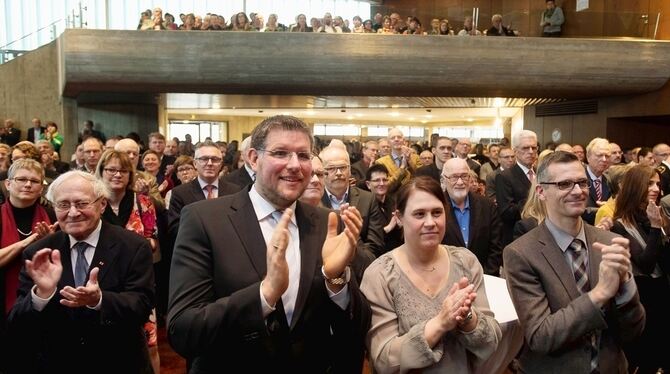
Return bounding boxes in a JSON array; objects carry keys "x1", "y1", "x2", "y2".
[
  {"x1": 167, "y1": 177, "x2": 241, "y2": 239},
  {"x1": 442, "y1": 192, "x2": 503, "y2": 276},
  {"x1": 168, "y1": 190, "x2": 371, "y2": 373},
  {"x1": 7, "y1": 222, "x2": 155, "y2": 373},
  {"x1": 503, "y1": 222, "x2": 645, "y2": 374},
  {"x1": 486, "y1": 167, "x2": 503, "y2": 201},
  {"x1": 584, "y1": 167, "x2": 611, "y2": 225},
  {"x1": 321, "y1": 186, "x2": 385, "y2": 278},
  {"x1": 27, "y1": 127, "x2": 45, "y2": 143},
  {"x1": 657, "y1": 161, "x2": 670, "y2": 197},
  {"x1": 496, "y1": 164, "x2": 532, "y2": 246},
  {"x1": 350, "y1": 159, "x2": 369, "y2": 183},
  {"x1": 414, "y1": 163, "x2": 441, "y2": 183},
  {"x1": 465, "y1": 157, "x2": 481, "y2": 176},
  {"x1": 0, "y1": 128, "x2": 21, "y2": 146},
  {"x1": 223, "y1": 166, "x2": 254, "y2": 189}
]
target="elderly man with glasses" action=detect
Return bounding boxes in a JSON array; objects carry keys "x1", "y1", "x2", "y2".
[{"x1": 7, "y1": 170, "x2": 155, "y2": 372}]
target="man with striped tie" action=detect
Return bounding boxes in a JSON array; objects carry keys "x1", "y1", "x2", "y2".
[
  {"x1": 503, "y1": 151, "x2": 645, "y2": 374},
  {"x1": 583, "y1": 137, "x2": 612, "y2": 225}
]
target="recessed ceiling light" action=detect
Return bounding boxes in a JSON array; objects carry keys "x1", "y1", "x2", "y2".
[
  {"x1": 355, "y1": 113, "x2": 363, "y2": 117},
  {"x1": 421, "y1": 120, "x2": 428, "y2": 124},
  {"x1": 281, "y1": 112, "x2": 292, "y2": 116},
  {"x1": 389, "y1": 112, "x2": 400, "y2": 117},
  {"x1": 467, "y1": 118, "x2": 474, "y2": 122},
  {"x1": 305, "y1": 110, "x2": 316, "y2": 115},
  {"x1": 425, "y1": 114, "x2": 433, "y2": 119},
  {"x1": 408, "y1": 117, "x2": 415, "y2": 121},
  {"x1": 391, "y1": 104, "x2": 400, "y2": 108},
  {"x1": 347, "y1": 116, "x2": 354, "y2": 120}
]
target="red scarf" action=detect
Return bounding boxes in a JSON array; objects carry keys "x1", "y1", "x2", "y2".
[{"x1": 2, "y1": 201, "x2": 51, "y2": 314}]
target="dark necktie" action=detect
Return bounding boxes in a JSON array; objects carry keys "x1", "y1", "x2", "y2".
[
  {"x1": 593, "y1": 179, "x2": 602, "y2": 201},
  {"x1": 73, "y1": 242, "x2": 90, "y2": 288},
  {"x1": 568, "y1": 239, "x2": 599, "y2": 372}
]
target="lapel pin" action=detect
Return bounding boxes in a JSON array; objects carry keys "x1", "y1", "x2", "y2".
[{"x1": 98, "y1": 261, "x2": 105, "y2": 266}]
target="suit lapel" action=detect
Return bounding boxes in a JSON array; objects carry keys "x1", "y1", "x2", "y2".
[
  {"x1": 466, "y1": 193, "x2": 477, "y2": 246},
  {"x1": 290, "y1": 202, "x2": 320, "y2": 329},
  {"x1": 58, "y1": 233, "x2": 76, "y2": 287},
  {"x1": 512, "y1": 164, "x2": 531, "y2": 189},
  {"x1": 348, "y1": 187, "x2": 360, "y2": 207},
  {"x1": 537, "y1": 224, "x2": 582, "y2": 300},
  {"x1": 89, "y1": 223, "x2": 120, "y2": 285},
  {"x1": 229, "y1": 191, "x2": 267, "y2": 278},
  {"x1": 445, "y1": 194, "x2": 466, "y2": 247},
  {"x1": 320, "y1": 192, "x2": 333, "y2": 209},
  {"x1": 190, "y1": 179, "x2": 206, "y2": 201}
]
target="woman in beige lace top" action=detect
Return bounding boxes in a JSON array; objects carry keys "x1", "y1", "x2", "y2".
[{"x1": 361, "y1": 176, "x2": 501, "y2": 373}]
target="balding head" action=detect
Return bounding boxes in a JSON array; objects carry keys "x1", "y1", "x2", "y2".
[
  {"x1": 653, "y1": 143, "x2": 670, "y2": 166},
  {"x1": 320, "y1": 146, "x2": 351, "y2": 198},
  {"x1": 114, "y1": 138, "x2": 140, "y2": 168}
]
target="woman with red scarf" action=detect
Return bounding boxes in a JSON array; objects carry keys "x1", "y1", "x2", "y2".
[{"x1": 0, "y1": 159, "x2": 56, "y2": 370}]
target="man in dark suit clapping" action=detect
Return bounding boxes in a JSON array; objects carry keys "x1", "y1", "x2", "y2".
[{"x1": 168, "y1": 115, "x2": 371, "y2": 373}]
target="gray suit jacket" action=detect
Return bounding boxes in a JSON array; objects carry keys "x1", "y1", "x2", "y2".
[{"x1": 503, "y1": 222, "x2": 645, "y2": 373}]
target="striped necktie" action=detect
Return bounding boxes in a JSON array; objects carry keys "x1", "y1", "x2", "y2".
[{"x1": 568, "y1": 239, "x2": 599, "y2": 372}]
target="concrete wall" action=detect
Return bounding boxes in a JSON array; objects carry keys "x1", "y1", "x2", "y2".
[
  {"x1": 0, "y1": 41, "x2": 63, "y2": 142},
  {"x1": 523, "y1": 82, "x2": 670, "y2": 148},
  {"x1": 78, "y1": 103, "x2": 158, "y2": 147}
]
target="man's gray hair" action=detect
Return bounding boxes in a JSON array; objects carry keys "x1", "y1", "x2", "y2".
[
  {"x1": 585, "y1": 137, "x2": 610, "y2": 156},
  {"x1": 46, "y1": 170, "x2": 110, "y2": 203},
  {"x1": 511, "y1": 130, "x2": 537, "y2": 149}
]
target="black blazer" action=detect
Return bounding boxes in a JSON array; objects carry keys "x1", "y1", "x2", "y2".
[
  {"x1": 321, "y1": 186, "x2": 385, "y2": 268},
  {"x1": 443, "y1": 192, "x2": 503, "y2": 276},
  {"x1": 168, "y1": 190, "x2": 371, "y2": 373},
  {"x1": 27, "y1": 127, "x2": 45, "y2": 143},
  {"x1": 167, "y1": 177, "x2": 241, "y2": 239},
  {"x1": 7, "y1": 222, "x2": 154, "y2": 373},
  {"x1": 496, "y1": 164, "x2": 532, "y2": 245},
  {"x1": 414, "y1": 163, "x2": 441, "y2": 184},
  {"x1": 223, "y1": 167, "x2": 254, "y2": 189}
]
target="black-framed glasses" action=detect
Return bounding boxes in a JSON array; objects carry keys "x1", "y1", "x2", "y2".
[
  {"x1": 539, "y1": 179, "x2": 591, "y2": 191},
  {"x1": 10, "y1": 177, "x2": 42, "y2": 186},
  {"x1": 54, "y1": 196, "x2": 103, "y2": 211},
  {"x1": 441, "y1": 174, "x2": 470, "y2": 183},
  {"x1": 259, "y1": 149, "x2": 312, "y2": 163},
  {"x1": 195, "y1": 156, "x2": 223, "y2": 165},
  {"x1": 103, "y1": 168, "x2": 129, "y2": 175}
]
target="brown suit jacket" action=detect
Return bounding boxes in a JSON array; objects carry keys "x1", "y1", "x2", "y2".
[{"x1": 503, "y1": 222, "x2": 645, "y2": 374}]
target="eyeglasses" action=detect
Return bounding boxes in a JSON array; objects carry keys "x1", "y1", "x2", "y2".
[
  {"x1": 441, "y1": 174, "x2": 470, "y2": 183},
  {"x1": 517, "y1": 146, "x2": 538, "y2": 153},
  {"x1": 259, "y1": 149, "x2": 313, "y2": 164},
  {"x1": 11, "y1": 177, "x2": 42, "y2": 186},
  {"x1": 324, "y1": 165, "x2": 349, "y2": 174},
  {"x1": 540, "y1": 179, "x2": 590, "y2": 191},
  {"x1": 195, "y1": 156, "x2": 223, "y2": 165},
  {"x1": 311, "y1": 170, "x2": 326, "y2": 178},
  {"x1": 54, "y1": 196, "x2": 103, "y2": 211},
  {"x1": 103, "y1": 168, "x2": 130, "y2": 175},
  {"x1": 177, "y1": 166, "x2": 195, "y2": 173}
]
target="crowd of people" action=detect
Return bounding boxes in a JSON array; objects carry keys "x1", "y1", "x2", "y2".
[
  {"x1": 0, "y1": 112, "x2": 668, "y2": 373},
  {"x1": 136, "y1": 0, "x2": 565, "y2": 37}
]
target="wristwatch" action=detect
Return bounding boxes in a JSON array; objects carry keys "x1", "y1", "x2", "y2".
[{"x1": 322, "y1": 266, "x2": 351, "y2": 285}]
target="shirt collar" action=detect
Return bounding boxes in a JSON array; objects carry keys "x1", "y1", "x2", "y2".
[
  {"x1": 249, "y1": 185, "x2": 297, "y2": 226},
  {"x1": 586, "y1": 165, "x2": 600, "y2": 180},
  {"x1": 244, "y1": 164, "x2": 255, "y2": 179},
  {"x1": 325, "y1": 187, "x2": 349, "y2": 204},
  {"x1": 544, "y1": 217, "x2": 587, "y2": 253},
  {"x1": 198, "y1": 176, "x2": 219, "y2": 190},
  {"x1": 69, "y1": 220, "x2": 102, "y2": 249},
  {"x1": 450, "y1": 194, "x2": 470, "y2": 211},
  {"x1": 516, "y1": 161, "x2": 531, "y2": 175}
]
